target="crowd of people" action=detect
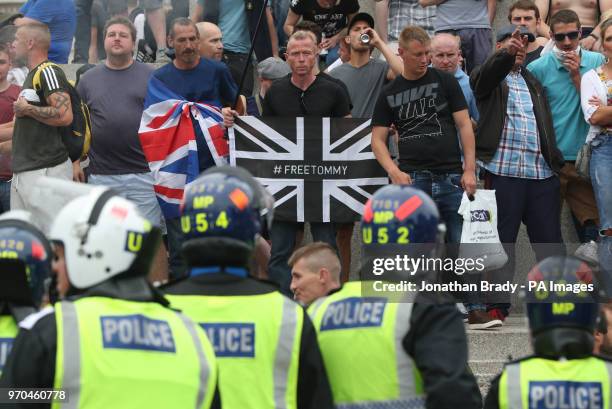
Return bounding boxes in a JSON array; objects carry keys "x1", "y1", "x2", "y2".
[{"x1": 0, "y1": 0, "x2": 610, "y2": 406}]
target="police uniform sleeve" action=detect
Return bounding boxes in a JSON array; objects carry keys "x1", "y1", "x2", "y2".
[
  {"x1": 297, "y1": 311, "x2": 334, "y2": 409},
  {"x1": 0, "y1": 313, "x2": 57, "y2": 409},
  {"x1": 403, "y1": 302, "x2": 482, "y2": 409},
  {"x1": 483, "y1": 373, "x2": 501, "y2": 409}
]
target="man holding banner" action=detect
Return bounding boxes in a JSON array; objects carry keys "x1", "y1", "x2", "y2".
[
  {"x1": 262, "y1": 30, "x2": 351, "y2": 295},
  {"x1": 139, "y1": 17, "x2": 238, "y2": 279}
]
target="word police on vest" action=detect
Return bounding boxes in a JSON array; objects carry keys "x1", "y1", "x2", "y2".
[
  {"x1": 101, "y1": 315, "x2": 176, "y2": 352},
  {"x1": 201, "y1": 323, "x2": 255, "y2": 358},
  {"x1": 529, "y1": 381, "x2": 602, "y2": 409},
  {"x1": 321, "y1": 298, "x2": 387, "y2": 331}
]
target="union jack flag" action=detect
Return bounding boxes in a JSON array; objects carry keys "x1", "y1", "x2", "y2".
[
  {"x1": 229, "y1": 117, "x2": 388, "y2": 223},
  {"x1": 139, "y1": 76, "x2": 228, "y2": 219}
]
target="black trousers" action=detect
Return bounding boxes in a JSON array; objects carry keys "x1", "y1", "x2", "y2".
[
  {"x1": 223, "y1": 51, "x2": 254, "y2": 97},
  {"x1": 484, "y1": 172, "x2": 565, "y2": 312}
]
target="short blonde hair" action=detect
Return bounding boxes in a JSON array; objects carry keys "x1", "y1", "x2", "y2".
[
  {"x1": 399, "y1": 26, "x2": 430, "y2": 48},
  {"x1": 287, "y1": 30, "x2": 318, "y2": 50},
  {"x1": 288, "y1": 242, "x2": 341, "y2": 281}
]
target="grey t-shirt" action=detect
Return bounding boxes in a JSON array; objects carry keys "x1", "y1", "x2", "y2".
[
  {"x1": 330, "y1": 59, "x2": 389, "y2": 118},
  {"x1": 77, "y1": 61, "x2": 153, "y2": 175},
  {"x1": 435, "y1": 0, "x2": 490, "y2": 31}
]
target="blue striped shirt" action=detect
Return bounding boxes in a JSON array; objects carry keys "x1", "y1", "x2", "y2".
[{"x1": 482, "y1": 71, "x2": 553, "y2": 179}]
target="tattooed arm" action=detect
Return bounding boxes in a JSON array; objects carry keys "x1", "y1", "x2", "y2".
[{"x1": 13, "y1": 91, "x2": 73, "y2": 127}]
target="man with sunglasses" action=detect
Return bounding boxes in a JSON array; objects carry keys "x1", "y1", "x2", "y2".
[{"x1": 528, "y1": 10, "x2": 604, "y2": 250}]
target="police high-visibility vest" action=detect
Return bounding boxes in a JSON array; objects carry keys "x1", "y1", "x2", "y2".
[
  {"x1": 52, "y1": 297, "x2": 218, "y2": 409},
  {"x1": 499, "y1": 356, "x2": 612, "y2": 409},
  {"x1": 308, "y1": 281, "x2": 425, "y2": 408},
  {"x1": 167, "y1": 292, "x2": 303, "y2": 409},
  {"x1": 0, "y1": 315, "x2": 18, "y2": 375}
]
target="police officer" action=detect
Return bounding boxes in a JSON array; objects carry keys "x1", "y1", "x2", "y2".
[
  {"x1": 164, "y1": 166, "x2": 334, "y2": 409},
  {"x1": 0, "y1": 188, "x2": 220, "y2": 409},
  {"x1": 307, "y1": 184, "x2": 482, "y2": 408},
  {"x1": 0, "y1": 211, "x2": 51, "y2": 376},
  {"x1": 485, "y1": 256, "x2": 611, "y2": 409}
]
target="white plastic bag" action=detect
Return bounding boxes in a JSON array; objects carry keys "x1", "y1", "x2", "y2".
[{"x1": 458, "y1": 190, "x2": 508, "y2": 272}]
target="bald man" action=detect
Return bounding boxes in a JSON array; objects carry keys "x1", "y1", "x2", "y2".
[
  {"x1": 430, "y1": 33, "x2": 479, "y2": 124},
  {"x1": 8, "y1": 24, "x2": 77, "y2": 229},
  {"x1": 196, "y1": 21, "x2": 223, "y2": 61},
  {"x1": 289, "y1": 242, "x2": 341, "y2": 306}
]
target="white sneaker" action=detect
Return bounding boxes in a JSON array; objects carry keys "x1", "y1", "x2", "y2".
[{"x1": 575, "y1": 241, "x2": 599, "y2": 266}]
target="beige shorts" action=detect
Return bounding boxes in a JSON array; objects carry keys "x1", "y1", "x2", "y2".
[{"x1": 10, "y1": 159, "x2": 72, "y2": 233}]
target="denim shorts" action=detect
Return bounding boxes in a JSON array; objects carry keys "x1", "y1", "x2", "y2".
[{"x1": 89, "y1": 172, "x2": 166, "y2": 234}]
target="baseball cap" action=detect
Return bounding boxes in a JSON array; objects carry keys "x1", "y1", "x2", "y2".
[
  {"x1": 347, "y1": 12, "x2": 375, "y2": 32},
  {"x1": 257, "y1": 57, "x2": 291, "y2": 80},
  {"x1": 496, "y1": 25, "x2": 536, "y2": 43}
]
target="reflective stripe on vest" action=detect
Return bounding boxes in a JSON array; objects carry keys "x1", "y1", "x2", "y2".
[
  {"x1": 309, "y1": 281, "x2": 424, "y2": 409},
  {"x1": 53, "y1": 298, "x2": 217, "y2": 409},
  {"x1": 501, "y1": 357, "x2": 612, "y2": 409},
  {"x1": 274, "y1": 297, "x2": 299, "y2": 409},
  {"x1": 167, "y1": 291, "x2": 303, "y2": 409},
  {"x1": 0, "y1": 315, "x2": 18, "y2": 376},
  {"x1": 177, "y1": 312, "x2": 212, "y2": 409}
]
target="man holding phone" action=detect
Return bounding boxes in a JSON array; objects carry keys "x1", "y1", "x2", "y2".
[
  {"x1": 470, "y1": 25, "x2": 565, "y2": 320},
  {"x1": 528, "y1": 9, "x2": 604, "y2": 247}
]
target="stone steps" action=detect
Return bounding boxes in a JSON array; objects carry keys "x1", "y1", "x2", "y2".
[{"x1": 467, "y1": 315, "x2": 532, "y2": 398}]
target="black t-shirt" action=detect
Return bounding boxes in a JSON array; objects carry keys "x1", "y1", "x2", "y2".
[
  {"x1": 523, "y1": 45, "x2": 544, "y2": 67},
  {"x1": 263, "y1": 75, "x2": 351, "y2": 117},
  {"x1": 372, "y1": 68, "x2": 467, "y2": 172},
  {"x1": 290, "y1": 0, "x2": 360, "y2": 38}
]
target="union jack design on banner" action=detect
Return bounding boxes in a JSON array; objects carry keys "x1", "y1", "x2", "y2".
[
  {"x1": 139, "y1": 76, "x2": 227, "y2": 219},
  {"x1": 229, "y1": 117, "x2": 388, "y2": 223}
]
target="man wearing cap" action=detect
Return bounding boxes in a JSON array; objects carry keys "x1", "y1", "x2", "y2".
[
  {"x1": 330, "y1": 13, "x2": 402, "y2": 119},
  {"x1": 251, "y1": 56, "x2": 290, "y2": 115},
  {"x1": 470, "y1": 26, "x2": 565, "y2": 321}
]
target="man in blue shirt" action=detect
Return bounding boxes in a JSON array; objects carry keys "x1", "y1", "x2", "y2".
[
  {"x1": 150, "y1": 17, "x2": 238, "y2": 279},
  {"x1": 430, "y1": 33, "x2": 479, "y2": 124},
  {"x1": 16, "y1": 0, "x2": 76, "y2": 64},
  {"x1": 527, "y1": 9, "x2": 604, "y2": 244}
]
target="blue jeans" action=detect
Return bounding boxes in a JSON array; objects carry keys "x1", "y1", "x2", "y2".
[
  {"x1": 408, "y1": 171, "x2": 486, "y2": 311},
  {"x1": 272, "y1": 0, "x2": 290, "y2": 47},
  {"x1": 73, "y1": 0, "x2": 91, "y2": 63},
  {"x1": 268, "y1": 221, "x2": 337, "y2": 296},
  {"x1": 166, "y1": 216, "x2": 187, "y2": 280},
  {"x1": 591, "y1": 134, "x2": 612, "y2": 280},
  {"x1": 407, "y1": 171, "x2": 464, "y2": 243}
]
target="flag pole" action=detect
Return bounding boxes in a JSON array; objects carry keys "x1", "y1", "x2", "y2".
[{"x1": 232, "y1": 0, "x2": 269, "y2": 110}]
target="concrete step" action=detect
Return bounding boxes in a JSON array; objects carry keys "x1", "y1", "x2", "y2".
[{"x1": 467, "y1": 315, "x2": 532, "y2": 398}]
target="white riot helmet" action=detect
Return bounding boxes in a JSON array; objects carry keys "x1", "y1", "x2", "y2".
[{"x1": 49, "y1": 189, "x2": 161, "y2": 289}]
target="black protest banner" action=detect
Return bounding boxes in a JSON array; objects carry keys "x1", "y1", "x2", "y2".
[{"x1": 229, "y1": 116, "x2": 388, "y2": 223}]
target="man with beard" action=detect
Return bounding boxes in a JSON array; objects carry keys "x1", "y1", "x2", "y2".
[
  {"x1": 77, "y1": 16, "x2": 168, "y2": 282},
  {"x1": 149, "y1": 17, "x2": 238, "y2": 279}
]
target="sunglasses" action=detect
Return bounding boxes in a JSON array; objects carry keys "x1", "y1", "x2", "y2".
[{"x1": 553, "y1": 31, "x2": 580, "y2": 41}]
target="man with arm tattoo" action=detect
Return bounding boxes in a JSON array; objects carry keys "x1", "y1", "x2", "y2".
[{"x1": 9, "y1": 23, "x2": 75, "y2": 232}]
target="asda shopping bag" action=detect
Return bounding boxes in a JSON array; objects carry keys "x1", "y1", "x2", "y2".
[{"x1": 458, "y1": 190, "x2": 508, "y2": 271}]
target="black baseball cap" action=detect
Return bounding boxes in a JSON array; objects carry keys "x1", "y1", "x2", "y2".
[
  {"x1": 347, "y1": 12, "x2": 375, "y2": 31},
  {"x1": 496, "y1": 24, "x2": 536, "y2": 43}
]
